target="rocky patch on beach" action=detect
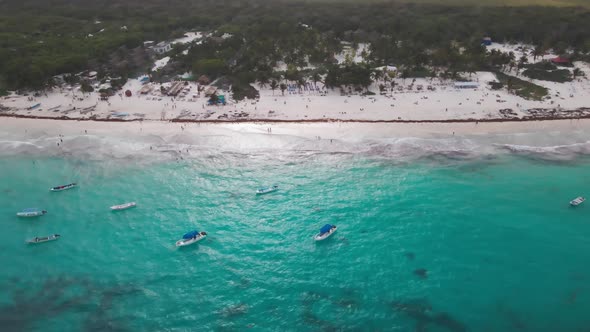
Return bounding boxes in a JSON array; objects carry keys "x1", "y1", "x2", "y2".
[
  {"x1": 522, "y1": 107, "x2": 590, "y2": 120},
  {"x1": 498, "y1": 108, "x2": 519, "y2": 119}
]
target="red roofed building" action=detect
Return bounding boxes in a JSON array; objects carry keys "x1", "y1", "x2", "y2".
[{"x1": 551, "y1": 56, "x2": 570, "y2": 65}]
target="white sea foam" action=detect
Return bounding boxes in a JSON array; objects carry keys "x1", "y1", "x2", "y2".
[
  {"x1": 497, "y1": 141, "x2": 590, "y2": 161},
  {"x1": 1, "y1": 119, "x2": 590, "y2": 165}
]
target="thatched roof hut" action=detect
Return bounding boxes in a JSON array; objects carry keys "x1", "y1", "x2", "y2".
[{"x1": 198, "y1": 75, "x2": 211, "y2": 85}]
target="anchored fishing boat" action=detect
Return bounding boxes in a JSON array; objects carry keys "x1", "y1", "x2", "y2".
[
  {"x1": 27, "y1": 234, "x2": 60, "y2": 244},
  {"x1": 570, "y1": 196, "x2": 585, "y2": 206},
  {"x1": 176, "y1": 230, "x2": 207, "y2": 247},
  {"x1": 314, "y1": 224, "x2": 337, "y2": 241},
  {"x1": 110, "y1": 202, "x2": 137, "y2": 211},
  {"x1": 50, "y1": 183, "x2": 77, "y2": 192},
  {"x1": 16, "y1": 208, "x2": 47, "y2": 217},
  {"x1": 256, "y1": 185, "x2": 278, "y2": 195}
]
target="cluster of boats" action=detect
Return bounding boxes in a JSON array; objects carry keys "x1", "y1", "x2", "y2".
[
  {"x1": 18, "y1": 183, "x2": 340, "y2": 247},
  {"x1": 18, "y1": 182, "x2": 137, "y2": 245},
  {"x1": 254, "y1": 185, "x2": 338, "y2": 241}
]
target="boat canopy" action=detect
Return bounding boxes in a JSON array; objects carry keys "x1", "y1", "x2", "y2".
[
  {"x1": 320, "y1": 224, "x2": 333, "y2": 234},
  {"x1": 22, "y1": 208, "x2": 40, "y2": 212},
  {"x1": 183, "y1": 230, "x2": 199, "y2": 239}
]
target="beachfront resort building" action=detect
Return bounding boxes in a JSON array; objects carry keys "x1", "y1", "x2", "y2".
[
  {"x1": 551, "y1": 56, "x2": 571, "y2": 66},
  {"x1": 454, "y1": 82, "x2": 479, "y2": 89},
  {"x1": 153, "y1": 42, "x2": 172, "y2": 54}
]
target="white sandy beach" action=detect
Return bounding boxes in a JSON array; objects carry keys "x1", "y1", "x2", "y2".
[
  {"x1": 2, "y1": 117, "x2": 590, "y2": 163},
  {"x1": 2, "y1": 68, "x2": 589, "y2": 122}
]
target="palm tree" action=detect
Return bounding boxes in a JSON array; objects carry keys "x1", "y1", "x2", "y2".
[
  {"x1": 517, "y1": 55, "x2": 528, "y2": 76},
  {"x1": 507, "y1": 77, "x2": 514, "y2": 92},
  {"x1": 311, "y1": 72, "x2": 322, "y2": 89},
  {"x1": 507, "y1": 60, "x2": 516, "y2": 74},
  {"x1": 507, "y1": 52, "x2": 516, "y2": 71},
  {"x1": 573, "y1": 68, "x2": 584, "y2": 79},
  {"x1": 531, "y1": 46, "x2": 544, "y2": 63},
  {"x1": 400, "y1": 68, "x2": 409, "y2": 84},
  {"x1": 296, "y1": 78, "x2": 306, "y2": 93},
  {"x1": 372, "y1": 69, "x2": 383, "y2": 83},
  {"x1": 258, "y1": 72, "x2": 270, "y2": 88},
  {"x1": 279, "y1": 83, "x2": 287, "y2": 96},
  {"x1": 270, "y1": 80, "x2": 278, "y2": 95},
  {"x1": 466, "y1": 63, "x2": 477, "y2": 79}
]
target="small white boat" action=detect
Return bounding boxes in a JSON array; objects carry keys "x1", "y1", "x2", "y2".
[
  {"x1": 27, "y1": 234, "x2": 60, "y2": 244},
  {"x1": 314, "y1": 224, "x2": 337, "y2": 241},
  {"x1": 256, "y1": 185, "x2": 278, "y2": 195},
  {"x1": 50, "y1": 183, "x2": 77, "y2": 192},
  {"x1": 570, "y1": 196, "x2": 585, "y2": 206},
  {"x1": 110, "y1": 202, "x2": 137, "y2": 211},
  {"x1": 176, "y1": 231, "x2": 207, "y2": 247},
  {"x1": 17, "y1": 208, "x2": 47, "y2": 217}
]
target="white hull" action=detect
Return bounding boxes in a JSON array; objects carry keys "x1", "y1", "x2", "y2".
[
  {"x1": 176, "y1": 234, "x2": 207, "y2": 247},
  {"x1": 570, "y1": 197, "x2": 585, "y2": 206},
  {"x1": 17, "y1": 211, "x2": 46, "y2": 217},
  {"x1": 27, "y1": 234, "x2": 60, "y2": 244},
  {"x1": 314, "y1": 227, "x2": 337, "y2": 241},
  {"x1": 111, "y1": 202, "x2": 137, "y2": 210},
  {"x1": 256, "y1": 186, "x2": 278, "y2": 195}
]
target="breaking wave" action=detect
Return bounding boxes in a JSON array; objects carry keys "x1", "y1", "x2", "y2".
[
  {"x1": 1, "y1": 125, "x2": 590, "y2": 165},
  {"x1": 497, "y1": 141, "x2": 590, "y2": 161}
]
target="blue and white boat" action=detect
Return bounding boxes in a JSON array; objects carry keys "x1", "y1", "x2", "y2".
[
  {"x1": 314, "y1": 224, "x2": 337, "y2": 241},
  {"x1": 50, "y1": 183, "x2": 77, "y2": 192},
  {"x1": 17, "y1": 208, "x2": 47, "y2": 218},
  {"x1": 176, "y1": 230, "x2": 207, "y2": 247},
  {"x1": 256, "y1": 185, "x2": 278, "y2": 195}
]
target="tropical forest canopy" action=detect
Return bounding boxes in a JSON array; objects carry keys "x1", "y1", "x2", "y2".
[{"x1": 1, "y1": 0, "x2": 589, "y2": 93}]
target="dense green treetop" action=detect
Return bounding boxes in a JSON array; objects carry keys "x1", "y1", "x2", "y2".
[{"x1": 0, "y1": 0, "x2": 589, "y2": 92}]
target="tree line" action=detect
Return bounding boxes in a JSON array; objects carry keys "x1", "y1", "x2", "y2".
[{"x1": 1, "y1": 0, "x2": 589, "y2": 93}]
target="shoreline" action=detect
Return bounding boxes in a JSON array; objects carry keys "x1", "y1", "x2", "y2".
[
  {"x1": 2, "y1": 117, "x2": 590, "y2": 163},
  {"x1": 2, "y1": 111, "x2": 590, "y2": 124},
  {"x1": 2, "y1": 115, "x2": 590, "y2": 139}
]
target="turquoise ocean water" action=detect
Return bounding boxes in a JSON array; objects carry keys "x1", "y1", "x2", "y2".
[{"x1": 1, "y1": 136, "x2": 590, "y2": 331}]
